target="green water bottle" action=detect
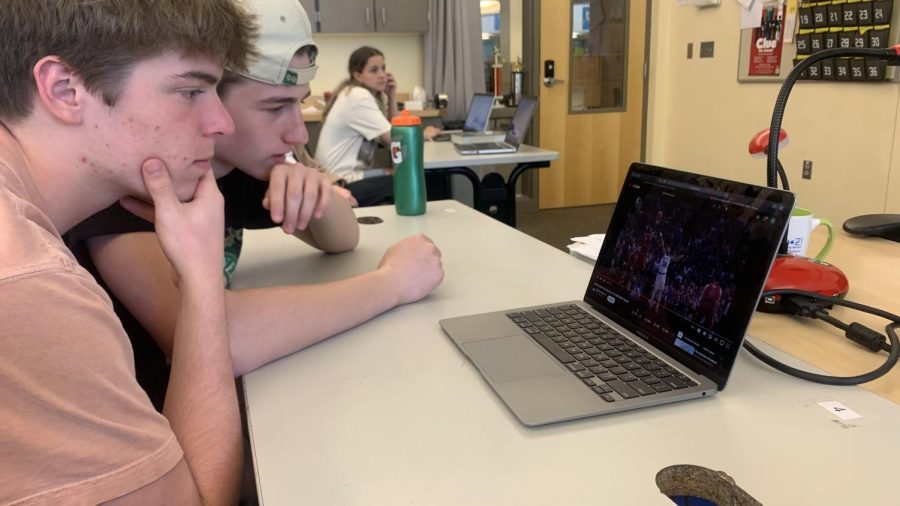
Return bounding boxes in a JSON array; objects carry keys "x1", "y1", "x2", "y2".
[{"x1": 391, "y1": 110, "x2": 426, "y2": 216}]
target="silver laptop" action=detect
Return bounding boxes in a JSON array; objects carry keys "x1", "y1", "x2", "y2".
[
  {"x1": 454, "y1": 96, "x2": 537, "y2": 155},
  {"x1": 440, "y1": 163, "x2": 794, "y2": 426},
  {"x1": 432, "y1": 93, "x2": 494, "y2": 142}
]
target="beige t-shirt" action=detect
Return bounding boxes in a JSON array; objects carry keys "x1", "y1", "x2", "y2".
[{"x1": 0, "y1": 140, "x2": 183, "y2": 504}]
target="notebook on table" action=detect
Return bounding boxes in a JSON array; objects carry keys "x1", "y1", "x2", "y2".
[
  {"x1": 440, "y1": 163, "x2": 794, "y2": 426},
  {"x1": 453, "y1": 96, "x2": 537, "y2": 155},
  {"x1": 432, "y1": 93, "x2": 495, "y2": 142}
]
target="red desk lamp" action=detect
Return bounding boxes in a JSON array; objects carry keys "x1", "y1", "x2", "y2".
[
  {"x1": 750, "y1": 125, "x2": 849, "y2": 312},
  {"x1": 750, "y1": 127, "x2": 850, "y2": 312}
]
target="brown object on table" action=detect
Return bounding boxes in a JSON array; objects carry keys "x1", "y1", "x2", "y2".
[{"x1": 656, "y1": 464, "x2": 763, "y2": 506}]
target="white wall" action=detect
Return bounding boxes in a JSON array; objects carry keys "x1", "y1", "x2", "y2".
[
  {"x1": 311, "y1": 33, "x2": 425, "y2": 96},
  {"x1": 647, "y1": 1, "x2": 900, "y2": 224}
]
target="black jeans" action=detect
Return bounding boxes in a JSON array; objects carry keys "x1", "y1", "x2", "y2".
[{"x1": 347, "y1": 175, "x2": 394, "y2": 207}]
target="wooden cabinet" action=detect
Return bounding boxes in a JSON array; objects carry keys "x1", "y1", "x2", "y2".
[{"x1": 316, "y1": 0, "x2": 429, "y2": 33}]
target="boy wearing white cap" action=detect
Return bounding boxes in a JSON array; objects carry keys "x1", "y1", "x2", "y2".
[{"x1": 65, "y1": 0, "x2": 444, "y2": 409}]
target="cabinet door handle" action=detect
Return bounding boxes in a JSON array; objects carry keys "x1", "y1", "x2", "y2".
[
  {"x1": 381, "y1": 7, "x2": 386, "y2": 25},
  {"x1": 365, "y1": 7, "x2": 371, "y2": 25}
]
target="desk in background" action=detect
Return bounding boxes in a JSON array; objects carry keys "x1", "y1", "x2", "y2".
[
  {"x1": 234, "y1": 201, "x2": 900, "y2": 505},
  {"x1": 424, "y1": 142, "x2": 558, "y2": 227},
  {"x1": 300, "y1": 99, "x2": 551, "y2": 227}
]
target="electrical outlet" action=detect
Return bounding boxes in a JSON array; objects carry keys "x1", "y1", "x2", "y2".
[
  {"x1": 687, "y1": 43, "x2": 693, "y2": 59},
  {"x1": 700, "y1": 41, "x2": 715, "y2": 58},
  {"x1": 802, "y1": 160, "x2": 813, "y2": 179}
]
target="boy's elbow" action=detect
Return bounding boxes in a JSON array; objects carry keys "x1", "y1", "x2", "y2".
[
  {"x1": 302, "y1": 226, "x2": 360, "y2": 254},
  {"x1": 322, "y1": 231, "x2": 360, "y2": 253}
]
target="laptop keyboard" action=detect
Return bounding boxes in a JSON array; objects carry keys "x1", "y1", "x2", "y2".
[{"x1": 507, "y1": 305, "x2": 698, "y2": 402}]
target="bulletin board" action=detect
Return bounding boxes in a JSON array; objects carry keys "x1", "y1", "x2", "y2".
[{"x1": 738, "y1": 0, "x2": 900, "y2": 83}]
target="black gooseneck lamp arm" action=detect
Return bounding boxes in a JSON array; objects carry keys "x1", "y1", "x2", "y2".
[{"x1": 766, "y1": 45, "x2": 900, "y2": 189}]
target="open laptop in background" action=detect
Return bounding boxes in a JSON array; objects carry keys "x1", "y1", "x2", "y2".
[
  {"x1": 454, "y1": 96, "x2": 537, "y2": 155},
  {"x1": 440, "y1": 163, "x2": 794, "y2": 426},
  {"x1": 432, "y1": 93, "x2": 495, "y2": 142}
]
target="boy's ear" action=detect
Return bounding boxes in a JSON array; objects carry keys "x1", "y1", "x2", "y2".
[{"x1": 32, "y1": 56, "x2": 87, "y2": 124}]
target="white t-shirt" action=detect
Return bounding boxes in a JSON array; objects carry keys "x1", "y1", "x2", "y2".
[{"x1": 316, "y1": 86, "x2": 391, "y2": 183}]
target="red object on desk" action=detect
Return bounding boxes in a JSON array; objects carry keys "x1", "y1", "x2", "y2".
[{"x1": 757, "y1": 255, "x2": 850, "y2": 313}]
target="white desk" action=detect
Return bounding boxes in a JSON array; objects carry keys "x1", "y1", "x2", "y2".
[
  {"x1": 424, "y1": 142, "x2": 559, "y2": 169},
  {"x1": 234, "y1": 201, "x2": 900, "y2": 505},
  {"x1": 424, "y1": 142, "x2": 559, "y2": 227}
]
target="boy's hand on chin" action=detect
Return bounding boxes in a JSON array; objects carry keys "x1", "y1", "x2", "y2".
[{"x1": 120, "y1": 158, "x2": 224, "y2": 285}]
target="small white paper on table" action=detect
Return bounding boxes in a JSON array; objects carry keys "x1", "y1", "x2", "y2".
[
  {"x1": 567, "y1": 234, "x2": 605, "y2": 262},
  {"x1": 818, "y1": 401, "x2": 862, "y2": 421},
  {"x1": 570, "y1": 234, "x2": 605, "y2": 249}
]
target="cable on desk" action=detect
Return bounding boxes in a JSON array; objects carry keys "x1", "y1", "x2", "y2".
[{"x1": 744, "y1": 289, "x2": 900, "y2": 386}]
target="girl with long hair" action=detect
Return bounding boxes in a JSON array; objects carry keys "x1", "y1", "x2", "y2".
[{"x1": 316, "y1": 46, "x2": 439, "y2": 206}]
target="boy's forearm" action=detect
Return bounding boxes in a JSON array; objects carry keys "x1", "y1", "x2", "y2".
[
  {"x1": 293, "y1": 193, "x2": 360, "y2": 252},
  {"x1": 164, "y1": 280, "x2": 243, "y2": 505},
  {"x1": 226, "y1": 269, "x2": 399, "y2": 377}
]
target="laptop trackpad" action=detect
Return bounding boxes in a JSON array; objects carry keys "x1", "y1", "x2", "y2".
[{"x1": 463, "y1": 334, "x2": 565, "y2": 383}]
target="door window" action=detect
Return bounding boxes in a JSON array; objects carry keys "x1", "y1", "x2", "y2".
[{"x1": 570, "y1": 0, "x2": 629, "y2": 113}]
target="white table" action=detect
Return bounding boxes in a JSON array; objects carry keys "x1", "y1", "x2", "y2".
[
  {"x1": 424, "y1": 142, "x2": 558, "y2": 227},
  {"x1": 234, "y1": 201, "x2": 900, "y2": 505}
]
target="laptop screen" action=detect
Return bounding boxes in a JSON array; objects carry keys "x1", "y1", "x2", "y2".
[
  {"x1": 583, "y1": 163, "x2": 793, "y2": 389},
  {"x1": 504, "y1": 96, "x2": 537, "y2": 146},
  {"x1": 462, "y1": 94, "x2": 495, "y2": 132}
]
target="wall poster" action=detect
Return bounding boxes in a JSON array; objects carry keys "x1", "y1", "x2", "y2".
[{"x1": 748, "y1": 1, "x2": 786, "y2": 76}]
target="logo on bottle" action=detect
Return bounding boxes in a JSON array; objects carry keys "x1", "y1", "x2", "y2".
[{"x1": 390, "y1": 141, "x2": 403, "y2": 164}]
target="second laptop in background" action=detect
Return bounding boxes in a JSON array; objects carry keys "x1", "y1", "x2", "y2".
[
  {"x1": 432, "y1": 93, "x2": 495, "y2": 142},
  {"x1": 454, "y1": 96, "x2": 538, "y2": 155}
]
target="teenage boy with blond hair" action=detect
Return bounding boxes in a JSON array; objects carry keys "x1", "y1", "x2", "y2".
[
  {"x1": 0, "y1": 0, "x2": 256, "y2": 503},
  {"x1": 66, "y1": 0, "x2": 445, "y2": 409}
]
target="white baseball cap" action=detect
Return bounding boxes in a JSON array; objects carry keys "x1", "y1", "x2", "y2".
[{"x1": 236, "y1": 0, "x2": 318, "y2": 86}]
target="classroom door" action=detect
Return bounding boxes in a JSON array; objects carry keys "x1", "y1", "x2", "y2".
[{"x1": 538, "y1": 0, "x2": 648, "y2": 209}]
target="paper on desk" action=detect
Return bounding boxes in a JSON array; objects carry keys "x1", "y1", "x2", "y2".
[
  {"x1": 818, "y1": 401, "x2": 862, "y2": 421},
  {"x1": 571, "y1": 234, "x2": 605, "y2": 249},
  {"x1": 567, "y1": 234, "x2": 605, "y2": 262}
]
